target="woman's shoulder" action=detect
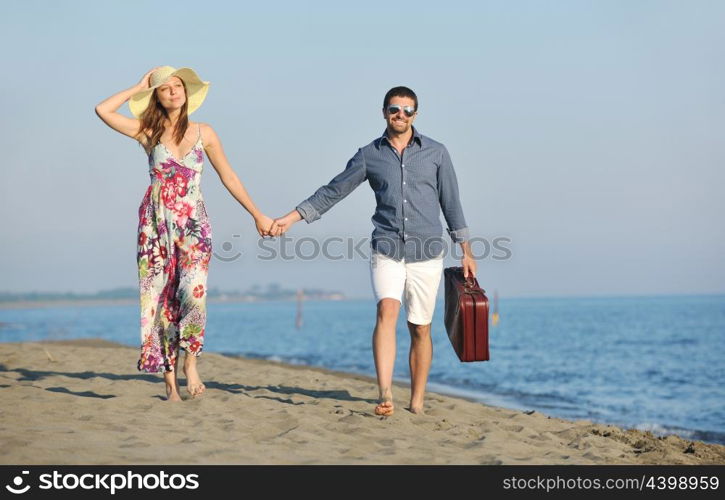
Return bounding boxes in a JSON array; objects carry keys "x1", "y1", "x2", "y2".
[
  {"x1": 193, "y1": 122, "x2": 218, "y2": 145},
  {"x1": 192, "y1": 121, "x2": 213, "y2": 131}
]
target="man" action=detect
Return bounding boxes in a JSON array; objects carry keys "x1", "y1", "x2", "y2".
[{"x1": 270, "y1": 86, "x2": 476, "y2": 415}]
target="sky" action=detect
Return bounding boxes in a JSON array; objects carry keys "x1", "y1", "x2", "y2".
[{"x1": 1, "y1": 0, "x2": 724, "y2": 299}]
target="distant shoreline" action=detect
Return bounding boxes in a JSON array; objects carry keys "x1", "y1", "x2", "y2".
[
  {"x1": 0, "y1": 295, "x2": 361, "y2": 310},
  {"x1": 2, "y1": 291, "x2": 722, "y2": 311}
]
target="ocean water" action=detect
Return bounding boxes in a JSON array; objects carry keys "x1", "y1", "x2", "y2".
[{"x1": 1, "y1": 295, "x2": 724, "y2": 445}]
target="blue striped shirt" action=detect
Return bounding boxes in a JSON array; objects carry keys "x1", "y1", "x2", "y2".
[{"x1": 296, "y1": 127, "x2": 469, "y2": 262}]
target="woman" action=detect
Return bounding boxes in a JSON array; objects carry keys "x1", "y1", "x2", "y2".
[{"x1": 95, "y1": 66, "x2": 273, "y2": 401}]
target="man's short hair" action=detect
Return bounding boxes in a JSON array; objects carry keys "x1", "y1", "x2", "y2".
[{"x1": 383, "y1": 86, "x2": 418, "y2": 111}]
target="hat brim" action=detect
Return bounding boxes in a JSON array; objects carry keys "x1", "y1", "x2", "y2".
[{"x1": 129, "y1": 67, "x2": 210, "y2": 118}]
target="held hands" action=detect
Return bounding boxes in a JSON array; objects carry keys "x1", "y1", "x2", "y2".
[
  {"x1": 254, "y1": 210, "x2": 301, "y2": 238},
  {"x1": 254, "y1": 214, "x2": 275, "y2": 238},
  {"x1": 268, "y1": 210, "x2": 302, "y2": 237}
]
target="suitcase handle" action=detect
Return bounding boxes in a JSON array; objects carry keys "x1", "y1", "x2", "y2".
[
  {"x1": 447, "y1": 266, "x2": 486, "y2": 294},
  {"x1": 463, "y1": 277, "x2": 484, "y2": 294}
]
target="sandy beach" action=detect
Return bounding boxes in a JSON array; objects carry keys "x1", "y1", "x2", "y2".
[{"x1": 1, "y1": 339, "x2": 723, "y2": 465}]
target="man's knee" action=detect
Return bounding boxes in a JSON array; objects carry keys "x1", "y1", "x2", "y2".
[
  {"x1": 376, "y1": 298, "x2": 401, "y2": 322},
  {"x1": 408, "y1": 322, "x2": 431, "y2": 340}
]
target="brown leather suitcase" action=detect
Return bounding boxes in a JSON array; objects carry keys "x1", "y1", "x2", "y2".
[{"x1": 443, "y1": 267, "x2": 490, "y2": 362}]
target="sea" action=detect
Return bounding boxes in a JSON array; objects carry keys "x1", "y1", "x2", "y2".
[{"x1": 1, "y1": 294, "x2": 723, "y2": 445}]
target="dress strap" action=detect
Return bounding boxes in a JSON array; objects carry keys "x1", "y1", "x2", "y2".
[{"x1": 197, "y1": 123, "x2": 202, "y2": 143}]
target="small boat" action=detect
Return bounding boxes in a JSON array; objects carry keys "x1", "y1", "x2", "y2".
[
  {"x1": 295, "y1": 288, "x2": 304, "y2": 329},
  {"x1": 492, "y1": 289, "x2": 499, "y2": 326}
]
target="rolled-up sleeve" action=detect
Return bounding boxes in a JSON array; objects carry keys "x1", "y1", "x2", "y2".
[
  {"x1": 437, "y1": 146, "x2": 469, "y2": 243},
  {"x1": 296, "y1": 149, "x2": 367, "y2": 223}
]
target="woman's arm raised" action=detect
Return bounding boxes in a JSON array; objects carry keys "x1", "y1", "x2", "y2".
[
  {"x1": 94, "y1": 67, "x2": 160, "y2": 139},
  {"x1": 202, "y1": 124, "x2": 274, "y2": 237}
]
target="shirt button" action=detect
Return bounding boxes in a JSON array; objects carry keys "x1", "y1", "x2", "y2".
[
  {"x1": 403, "y1": 199, "x2": 407, "y2": 203},
  {"x1": 405, "y1": 218, "x2": 408, "y2": 221},
  {"x1": 403, "y1": 181, "x2": 406, "y2": 185},
  {"x1": 402, "y1": 164, "x2": 405, "y2": 168}
]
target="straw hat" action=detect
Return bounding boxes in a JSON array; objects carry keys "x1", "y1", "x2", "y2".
[{"x1": 129, "y1": 66, "x2": 210, "y2": 118}]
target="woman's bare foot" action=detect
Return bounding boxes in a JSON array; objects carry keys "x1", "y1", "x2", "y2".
[
  {"x1": 183, "y1": 353, "x2": 205, "y2": 398},
  {"x1": 163, "y1": 371, "x2": 182, "y2": 402}
]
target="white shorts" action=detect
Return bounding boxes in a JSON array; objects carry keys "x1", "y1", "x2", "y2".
[{"x1": 370, "y1": 252, "x2": 443, "y2": 325}]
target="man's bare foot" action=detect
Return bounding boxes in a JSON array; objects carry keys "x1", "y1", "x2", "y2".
[
  {"x1": 183, "y1": 354, "x2": 205, "y2": 398},
  {"x1": 375, "y1": 400, "x2": 394, "y2": 416}
]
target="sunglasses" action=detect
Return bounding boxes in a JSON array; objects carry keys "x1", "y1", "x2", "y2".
[{"x1": 387, "y1": 105, "x2": 416, "y2": 117}]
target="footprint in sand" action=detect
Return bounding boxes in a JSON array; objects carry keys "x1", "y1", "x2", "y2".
[
  {"x1": 338, "y1": 413, "x2": 367, "y2": 424},
  {"x1": 120, "y1": 442, "x2": 151, "y2": 449},
  {"x1": 464, "y1": 428, "x2": 486, "y2": 440},
  {"x1": 464, "y1": 437, "x2": 486, "y2": 449},
  {"x1": 434, "y1": 420, "x2": 454, "y2": 431},
  {"x1": 582, "y1": 451, "x2": 602, "y2": 461},
  {"x1": 567, "y1": 440, "x2": 592, "y2": 450},
  {"x1": 527, "y1": 433, "x2": 553, "y2": 441}
]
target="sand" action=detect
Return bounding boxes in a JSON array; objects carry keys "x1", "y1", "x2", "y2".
[{"x1": 0, "y1": 339, "x2": 723, "y2": 465}]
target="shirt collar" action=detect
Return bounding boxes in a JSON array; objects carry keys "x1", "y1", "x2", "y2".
[{"x1": 376, "y1": 126, "x2": 423, "y2": 149}]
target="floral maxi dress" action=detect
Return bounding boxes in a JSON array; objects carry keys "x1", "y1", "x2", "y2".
[{"x1": 136, "y1": 125, "x2": 212, "y2": 373}]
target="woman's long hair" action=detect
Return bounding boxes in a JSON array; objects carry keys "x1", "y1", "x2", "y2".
[{"x1": 137, "y1": 79, "x2": 189, "y2": 155}]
